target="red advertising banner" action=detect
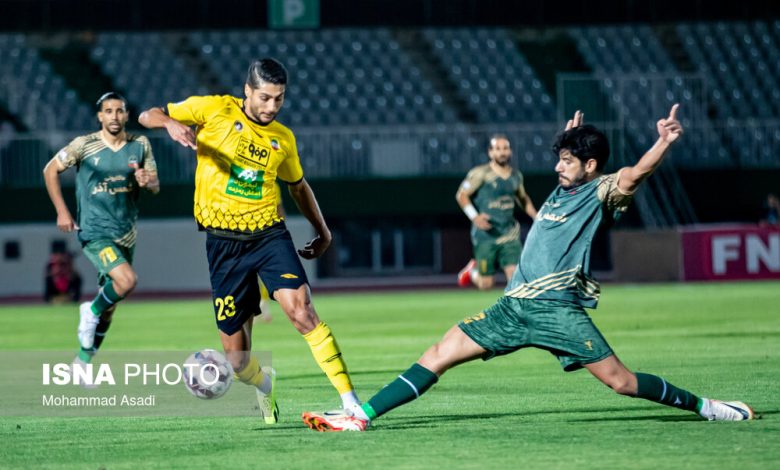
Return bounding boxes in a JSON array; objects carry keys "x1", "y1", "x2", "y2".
[{"x1": 681, "y1": 225, "x2": 780, "y2": 281}]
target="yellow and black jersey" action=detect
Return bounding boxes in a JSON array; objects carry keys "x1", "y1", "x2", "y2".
[{"x1": 167, "y1": 95, "x2": 303, "y2": 232}]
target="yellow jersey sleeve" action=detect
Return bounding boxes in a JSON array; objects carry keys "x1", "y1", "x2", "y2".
[
  {"x1": 276, "y1": 130, "x2": 304, "y2": 183},
  {"x1": 167, "y1": 95, "x2": 225, "y2": 126}
]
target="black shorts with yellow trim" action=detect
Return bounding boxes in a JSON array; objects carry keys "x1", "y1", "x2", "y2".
[{"x1": 205, "y1": 222, "x2": 308, "y2": 335}]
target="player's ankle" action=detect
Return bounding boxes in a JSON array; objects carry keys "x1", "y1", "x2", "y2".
[{"x1": 340, "y1": 390, "x2": 360, "y2": 408}]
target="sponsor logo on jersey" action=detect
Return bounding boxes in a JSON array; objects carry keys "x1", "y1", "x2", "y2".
[
  {"x1": 234, "y1": 121, "x2": 243, "y2": 132},
  {"x1": 280, "y1": 273, "x2": 299, "y2": 279},
  {"x1": 237, "y1": 168, "x2": 259, "y2": 182},
  {"x1": 235, "y1": 137, "x2": 271, "y2": 168},
  {"x1": 270, "y1": 139, "x2": 280, "y2": 150},
  {"x1": 538, "y1": 206, "x2": 569, "y2": 224},
  {"x1": 226, "y1": 164, "x2": 264, "y2": 200}
]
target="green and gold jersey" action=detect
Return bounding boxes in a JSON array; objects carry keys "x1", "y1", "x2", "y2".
[
  {"x1": 54, "y1": 132, "x2": 156, "y2": 247},
  {"x1": 167, "y1": 95, "x2": 303, "y2": 233},
  {"x1": 505, "y1": 171, "x2": 633, "y2": 308},
  {"x1": 460, "y1": 164, "x2": 529, "y2": 245}
]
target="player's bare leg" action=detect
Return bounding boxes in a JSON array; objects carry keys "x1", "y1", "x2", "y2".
[
  {"x1": 418, "y1": 324, "x2": 487, "y2": 375},
  {"x1": 584, "y1": 354, "x2": 638, "y2": 395},
  {"x1": 585, "y1": 355, "x2": 754, "y2": 420},
  {"x1": 221, "y1": 319, "x2": 278, "y2": 423},
  {"x1": 502, "y1": 264, "x2": 516, "y2": 286},
  {"x1": 108, "y1": 263, "x2": 138, "y2": 297},
  {"x1": 473, "y1": 273, "x2": 495, "y2": 290},
  {"x1": 219, "y1": 319, "x2": 252, "y2": 372},
  {"x1": 276, "y1": 284, "x2": 360, "y2": 408},
  {"x1": 275, "y1": 284, "x2": 320, "y2": 333}
]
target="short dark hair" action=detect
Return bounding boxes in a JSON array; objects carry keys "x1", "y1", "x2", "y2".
[
  {"x1": 96, "y1": 91, "x2": 127, "y2": 111},
  {"x1": 488, "y1": 134, "x2": 510, "y2": 150},
  {"x1": 246, "y1": 58, "x2": 288, "y2": 88},
  {"x1": 552, "y1": 124, "x2": 610, "y2": 171}
]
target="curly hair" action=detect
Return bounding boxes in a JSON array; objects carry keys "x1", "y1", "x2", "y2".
[{"x1": 551, "y1": 124, "x2": 610, "y2": 171}]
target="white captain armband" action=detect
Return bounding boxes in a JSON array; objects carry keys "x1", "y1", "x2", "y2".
[{"x1": 463, "y1": 204, "x2": 479, "y2": 221}]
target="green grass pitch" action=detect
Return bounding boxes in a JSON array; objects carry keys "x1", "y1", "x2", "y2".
[{"x1": 1, "y1": 282, "x2": 778, "y2": 469}]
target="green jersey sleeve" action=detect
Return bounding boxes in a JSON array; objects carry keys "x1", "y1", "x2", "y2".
[
  {"x1": 137, "y1": 135, "x2": 158, "y2": 173},
  {"x1": 460, "y1": 165, "x2": 487, "y2": 196},
  {"x1": 596, "y1": 170, "x2": 634, "y2": 215},
  {"x1": 54, "y1": 135, "x2": 89, "y2": 169}
]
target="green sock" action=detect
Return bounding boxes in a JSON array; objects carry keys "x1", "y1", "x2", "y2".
[
  {"x1": 78, "y1": 348, "x2": 95, "y2": 363},
  {"x1": 93, "y1": 318, "x2": 112, "y2": 349},
  {"x1": 364, "y1": 363, "x2": 438, "y2": 420},
  {"x1": 90, "y1": 281, "x2": 123, "y2": 315},
  {"x1": 77, "y1": 318, "x2": 112, "y2": 363},
  {"x1": 635, "y1": 372, "x2": 699, "y2": 411}
]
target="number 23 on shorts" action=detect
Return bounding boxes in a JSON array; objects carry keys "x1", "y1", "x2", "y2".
[{"x1": 215, "y1": 295, "x2": 236, "y2": 320}]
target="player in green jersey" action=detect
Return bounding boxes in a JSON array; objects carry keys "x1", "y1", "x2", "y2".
[
  {"x1": 302, "y1": 104, "x2": 755, "y2": 431},
  {"x1": 43, "y1": 92, "x2": 159, "y2": 367},
  {"x1": 456, "y1": 135, "x2": 537, "y2": 290}
]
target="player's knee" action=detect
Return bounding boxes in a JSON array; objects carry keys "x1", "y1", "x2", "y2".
[
  {"x1": 420, "y1": 339, "x2": 458, "y2": 375},
  {"x1": 607, "y1": 376, "x2": 636, "y2": 396},
  {"x1": 285, "y1": 303, "x2": 317, "y2": 333},
  {"x1": 419, "y1": 343, "x2": 446, "y2": 374},
  {"x1": 476, "y1": 276, "x2": 494, "y2": 290},
  {"x1": 113, "y1": 272, "x2": 137, "y2": 294}
]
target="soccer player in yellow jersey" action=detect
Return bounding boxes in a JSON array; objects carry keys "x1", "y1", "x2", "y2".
[{"x1": 139, "y1": 58, "x2": 359, "y2": 423}]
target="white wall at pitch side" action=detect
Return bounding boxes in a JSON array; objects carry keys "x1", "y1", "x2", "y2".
[{"x1": 0, "y1": 217, "x2": 315, "y2": 298}]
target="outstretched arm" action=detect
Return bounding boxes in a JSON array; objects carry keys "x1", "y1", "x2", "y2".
[
  {"x1": 138, "y1": 107, "x2": 197, "y2": 150},
  {"x1": 287, "y1": 178, "x2": 332, "y2": 259},
  {"x1": 618, "y1": 104, "x2": 683, "y2": 193}
]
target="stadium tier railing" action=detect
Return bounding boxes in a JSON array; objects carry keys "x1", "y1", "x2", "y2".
[{"x1": 1, "y1": 120, "x2": 779, "y2": 190}]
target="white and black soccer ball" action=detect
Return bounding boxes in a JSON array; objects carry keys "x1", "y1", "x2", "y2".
[{"x1": 182, "y1": 349, "x2": 234, "y2": 399}]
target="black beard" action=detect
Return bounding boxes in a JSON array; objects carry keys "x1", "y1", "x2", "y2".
[
  {"x1": 560, "y1": 176, "x2": 585, "y2": 189},
  {"x1": 493, "y1": 158, "x2": 511, "y2": 167},
  {"x1": 105, "y1": 126, "x2": 123, "y2": 136}
]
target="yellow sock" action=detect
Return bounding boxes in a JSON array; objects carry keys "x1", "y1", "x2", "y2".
[
  {"x1": 234, "y1": 355, "x2": 264, "y2": 388},
  {"x1": 260, "y1": 282, "x2": 270, "y2": 301},
  {"x1": 303, "y1": 322, "x2": 354, "y2": 395}
]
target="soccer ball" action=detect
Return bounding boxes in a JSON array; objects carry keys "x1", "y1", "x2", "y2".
[{"x1": 182, "y1": 349, "x2": 234, "y2": 399}]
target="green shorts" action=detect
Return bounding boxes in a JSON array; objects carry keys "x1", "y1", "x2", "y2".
[
  {"x1": 458, "y1": 296, "x2": 613, "y2": 371},
  {"x1": 473, "y1": 240, "x2": 521, "y2": 276},
  {"x1": 82, "y1": 240, "x2": 134, "y2": 286}
]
